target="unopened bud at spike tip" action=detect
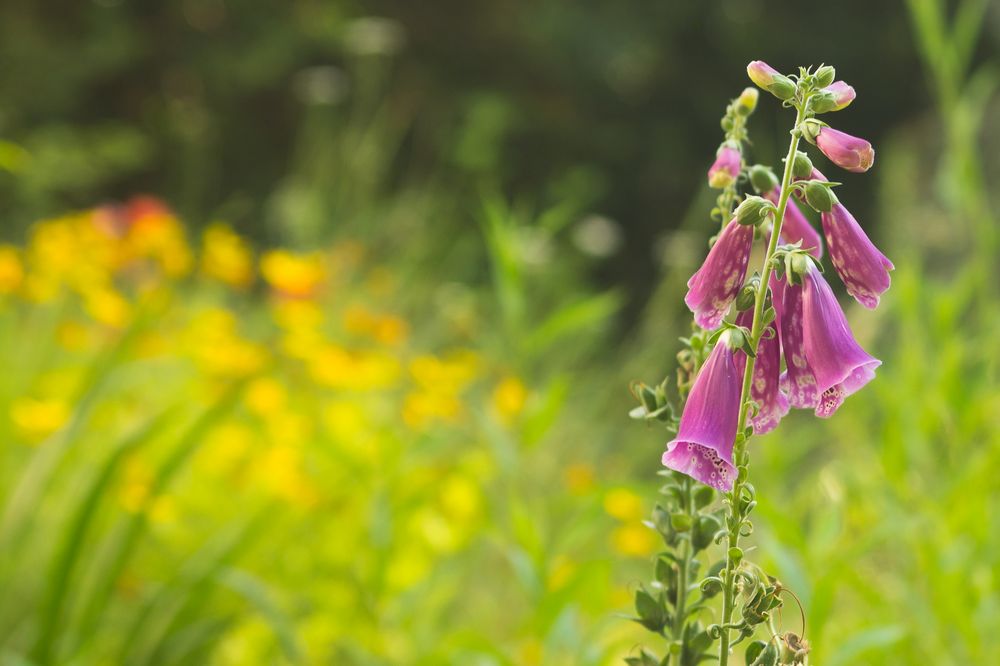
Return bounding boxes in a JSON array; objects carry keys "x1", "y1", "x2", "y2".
[
  {"x1": 737, "y1": 87, "x2": 759, "y2": 115},
  {"x1": 814, "y1": 65, "x2": 836, "y2": 89}
]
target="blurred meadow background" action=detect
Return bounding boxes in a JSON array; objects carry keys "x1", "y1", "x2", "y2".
[{"x1": 0, "y1": 0, "x2": 998, "y2": 664}]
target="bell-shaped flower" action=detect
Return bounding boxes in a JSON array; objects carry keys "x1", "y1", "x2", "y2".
[
  {"x1": 684, "y1": 219, "x2": 753, "y2": 330},
  {"x1": 821, "y1": 202, "x2": 894, "y2": 308},
  {"x1": 815, "y1": 126, "x2": 875, "y2": 173},
  {"x1": 662, "y1": 331, "x2": 742, "y2": 490},
  {"x1": 778, "y1": 266, "x2": 881, "y2": 417},
  {"x1": 775, "y1": 272, "x2": 819, "y2": 409},
  {"x1": 764, "y1": 188, "x2": 823, "y2": 258},
  {"x1": 735, "y1": 307, "x2": 789, "y2": 434},
  {"x1": 708, "y1": 143, "x2": 741, "y2": 189}
]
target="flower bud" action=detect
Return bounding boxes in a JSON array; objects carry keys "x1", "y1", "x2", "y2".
[
  {"x1": 814, "y1": 65, "x2": 836, "y2": 89},
  {"x1": 809, "y1": 91, "x2": 838, "y2": 114},
  {"x1": 734, "y1": 195, "x2": 775, "y2": 226},
  {"x1": 801, "y1": 118, "x2": 823, "y2": 143},
  {"x1": 816, "y1": 126, "x2": 875, "y2": 173},
  {"x1": 707, "y1": 142, "x2": 742, "y2": 189},
  {"x1": 792, "y1": 151, "x2": 813, "y2": 179},
  {"x1": 804, "y1": 181, "x2": 838, "y2": 212},
  {"x1": 724, "y1": 327, "x2": 745, "y2": 350},
  {"x1": 737, "y1": 87, "x2": 759, "y2": 115},
  {"x1": 736, "y1": 282, "x2": 757, "y2": 311},
  {"x1": 749, "y1": 165, "x2": 779, "y2": 194},
  {"x1": 746, "y1": 60, "x2": 796, "y2": 100},
  {"x1": 822, "y1": 81, "x2": 856, "y2": 111},
  {"x1": 789, "y1": 252, "x2": 811, "y2": 282}
]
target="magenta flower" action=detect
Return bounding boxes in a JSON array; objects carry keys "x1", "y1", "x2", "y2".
[
  {"x1": 778, "y1": 266, "x2": 881, "y2": 417},
  {"x1": 822, "y1": 81, "x2": 856, "y2": 111},
  {"x1": 821, "y1": 202, "x2": 894, "y2": 308},
  {"x1": 764, "y1": 188, "x2": 823, "y2": 258},
  {"x1": 736, "y1": 307, "x2": 790, "y2": 434},
  {"x1": 815, "y1": 127, "x2": 875, "y2": 173},
  {"x1": 684, "y1": 219, "x2": 753, "y2": 329},
  {"x1": 708, "y1": 144, "x2": 741, "y2": 189},
  {"x1": 662, "y1": 332, "x2": 741, "y2": 490},
  {"x1": 775, "y1": 274, "x2": 819, "y2": 409}
]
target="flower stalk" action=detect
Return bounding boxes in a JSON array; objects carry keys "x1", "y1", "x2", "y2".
[{"x1": 716, "y1": 101, "x2": 806, "y2": 666}]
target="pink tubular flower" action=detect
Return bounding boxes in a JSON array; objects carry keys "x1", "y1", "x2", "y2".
[
  {"x1": 775, "y1": 274, "x2": 818, "y2": 409},
  {"x1": 816, "y1": 127, "x2": 875, "y2": 173},
  {"x1": 779, "y1": 266, "x2": 881, "y2": 417},
  {"x1": 708, "y1": 144, "x2": 741, "y2": 189},
  {"x1": 684, "y1": 219, "x2": 753, "y2": 330},
  {"x1": 821, "y1": 202, "x2": 894, "y2": 308},
  {"x1": 662, "y1": 332, "x2": 741, "y2": 490},
  {"x1": 764, "y1": 188, "x2": 823, "y2": 258},
  {"x1": 822, "y1": 81, "x2": 856, "y2": 111},
  {"x1": 736, "y1": 307, "x2": 790, "y2": 434}
]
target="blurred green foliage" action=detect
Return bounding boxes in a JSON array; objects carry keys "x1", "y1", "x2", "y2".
[{"x1": 0, "y1": 0, "x2": 997, "y2": 664}]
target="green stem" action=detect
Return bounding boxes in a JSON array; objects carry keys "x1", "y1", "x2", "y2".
[
  {"x1": 717, "y1": 103, "x2": 804, "y2": 666},
  {"x1": 673, "y1": 476, "x2": 693, "y2": 648}
]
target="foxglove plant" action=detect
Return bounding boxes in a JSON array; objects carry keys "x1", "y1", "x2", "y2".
[{"x1": 628, "y1": 63, "x2": 890, "y2": 666}]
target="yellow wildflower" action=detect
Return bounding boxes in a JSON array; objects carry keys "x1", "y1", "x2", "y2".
[
  {"x1": 0, "y1": 245, "x2": 24, "y2": 294},
  {"x1": 439, "y1": 475, "x2": 480, "y2": 522},
  {"x1": 245, "y1": 377, "x2": 287, "y2": 418},
  {"x1": 261, "y1": 250, "x2": 324, "y2": 299},
  {"x1": 201, "y1": 223, "x2": 254, "y2": 288},
  {"x1": 342, "y1": 305, "x2": 409, "y2": 346},
  {"x1": 257, "y1": 443, "x2": 319, "y2": 507},
  {"x1": 10, "y1": 398, "x2": 70, "y2": 441},
  {"x1": 402, "y1": 390, "x2": 462, "y2": 429},
  {"x1": 82, "y1": 287, "x2": 131, "y2": 329},
  {"x1": 409, "y1": 351, "x2": 478, "y2": 393},
  {"x1": 611, "y1": 523, "x2": 658, "y2": 557},
  {"x1": 492, "y1": 375, "x2": 528, "y2": 423},
  {"x1": 309, "y1": 345, "x2": 400, "y2": 390},
  {"x1": 123, "y1": 197, "x2": 192, "y2": 278},
  {"x1": 603, "y1": 487, "x2": 644, "y2": 521},
  {"x1": 185, "y1": 308, "x2": 268, "y2": 377}
]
